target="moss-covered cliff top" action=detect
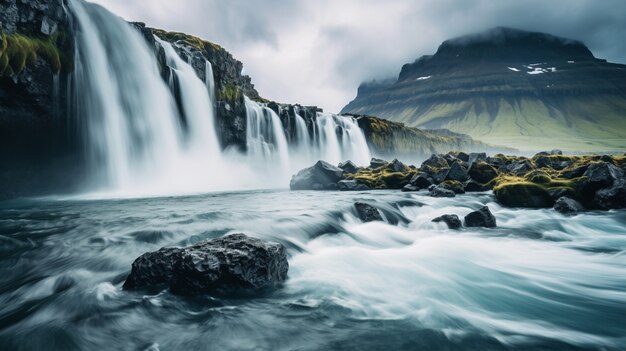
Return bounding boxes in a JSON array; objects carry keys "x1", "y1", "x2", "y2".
[{"x1": 151, "y1": 28, "x2": 222, "y2": 54}]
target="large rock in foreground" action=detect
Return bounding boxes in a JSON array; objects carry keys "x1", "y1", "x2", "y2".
[
  {"x1": 123, "y1": 234, "x2": 288, "y2": 295},
  {"x1": 290, "y1": 161, "x2": 344, "y2": 190}
]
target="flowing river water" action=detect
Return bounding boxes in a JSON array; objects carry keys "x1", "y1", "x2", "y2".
[{"x1": 1, "y1": 190, "x2": 624, "y2": 350}]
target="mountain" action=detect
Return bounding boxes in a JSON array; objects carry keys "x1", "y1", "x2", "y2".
[{"x1": 341, "y1": 27, "x2": 626, "y2": 152}]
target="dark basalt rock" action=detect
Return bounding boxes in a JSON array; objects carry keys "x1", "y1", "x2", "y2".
[
  {"x1": 464, "y1": 206, "x2": 497, "y2": 228},
  {"x1": 446, "y1": 161, "x2": 468, "y2": 182},
  {"x1": 432, "y1": 214, "x2": 462, "y2": 229},
  {"x1": 290, "y1": 161, "x2": 344, "y2": 190},
  {"x1": 369, "y1": 158, "x2": 388, "y2": 169},
  {"x1": 338, "y1": 180, "x2": 370, "y2": 191},
  {"x1": 338, "y1": 160, "x2": 359, "y2": 174},
  {"x1": 504, "y1": 160, "x2": 536, "y2": 176},
  {"x1": 123, "y1": 234, "x2": 288, "y2": 295},
  {"x1": 429, "y1": 185, "x2": 456, "y2": 198},
  {"x1": 409, "y1": 172, "x2": 433, "y2": 189},
  {"x1": 354, "y1": 202, "x2": 383, "y2": 222},
  {"x1": 468, "y1": 162, "x2": 498, "y2": 184},
  {"x1": 439, "y1": 180, "x2": 465, "y2": 194},
  {"x1": 465, "y1": 179, "x2": 491, "y2": 192},
  {"x1": 422, "y1": 154, "x2": 449, "y2": 169},
  {"x1": 594, "y1": 182, "x2": 626, "y2": 209},
  {"x1": 554, "y1": 196, "x2": 584, "y2": 215},
  {"x1": 468, "y1": 152, "x2": 487, "y2": 167},
  {"x1": 494, "y1": 182, "x2": 554, "y2": 208},
  {"x1": 389, "y1": 158, "x2": 408, "y2": 172}
]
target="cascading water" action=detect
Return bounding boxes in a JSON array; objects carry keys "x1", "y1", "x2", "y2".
[{"x1": 245, "y1": 97, "x2": 371, "y2": 178}]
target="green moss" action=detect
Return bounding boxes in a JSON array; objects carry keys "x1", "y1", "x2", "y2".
[
  {"x1": 152, "y1": 29, "x2": 222, "y2": 53},
  {"x1": 493, "y1": 181, "x2": 554, "y2": 208},
  {"x1": 218, "y1": 82, "x2": 241, "y2": 101},
  {"x1": 0, "y1": 32, "x2": 63, "y2": 76}
]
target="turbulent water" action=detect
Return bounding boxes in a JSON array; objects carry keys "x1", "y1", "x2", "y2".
[{"x1": 1, "y1": 190, "x2": 625, "y2": 350}]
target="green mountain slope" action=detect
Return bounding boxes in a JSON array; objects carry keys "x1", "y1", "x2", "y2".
[{"x1": 341, "y1": 27, "x2": 626, "y2": 152}]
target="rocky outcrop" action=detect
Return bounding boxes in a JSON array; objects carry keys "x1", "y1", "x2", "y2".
[
  {"x1": 123, "y1": 233, "x2": 288, "y2": 295},
  {"x1": 432, "y1": 214, "x2": 462, "y2": 229},
  {"x1": 0, "y1": 0, "x2": 76, "y2": 197},
  {"x1": 290, "y1": 161, "x2": 344, "y2": 190},
  {"x1": 342, "y1": 27, "x2": 626, "y2": 152}
]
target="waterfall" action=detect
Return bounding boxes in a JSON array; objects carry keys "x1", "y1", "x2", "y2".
[{"x1": 69, "y1": 0, "x2": 226, "y2": 195}]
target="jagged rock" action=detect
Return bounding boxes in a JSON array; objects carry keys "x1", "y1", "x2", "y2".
[
  {"x1": 409, "y1": 172, "x2": 433, "y2": 189},
  {"x1": 468, "y1": 162, "x2": 498, "y2": 184},
  {"x1": 422, "y1": 154, "x2": 449, "y2": 169},
  {"x1": 468, "y1": 152, "x2": 487, "y2": 166},
  {"x1": 594, "y1": 182, "x2": 626, "y2": 209},
  {"x1": 505, "y1": 159, "x2": 535, "y2": 176},
  {"x1": 431, "y1": 167, "x2": 451, "y2": 184},
  {"x1": 338, "y1": 180, "x2": 370, "y2": 191},
  {"x1": 290, "y1": 161, "x2": 344, "y2": 190},
  {"x1": 124, "y1": 234, "x2": 289, "y2": 295},
  {"x1": 402, "y1": 184, "x2": 420, "y2": 192},
  {"x1": 445, "y1": 161, "x2": 468, "y2": 182},
  {"x1": 338, "y1": 160, "x2": 359, "y2": 174},
  {"x1": 582, "y1": 162, "x2": 623, "y2": 189},
  {"x1": 429, "y1": 185, "x2": 456, "y2": 198},
  {"x1": 554, "y1": 197, "x2": 584, "y2": 214},
  {"x1": 354, "y1": 202, "x2": 383, "y2": 222},
  {"x1": 432, "y1": 214, "x2": 462, "y2": 229},
  {"x1": 548, "y1": 187, "x2": 575, "y2": 201},
  {"x1": 389, "y1": 159, "x2": 407, "y2": 172},
  {"x1": 494, "y1": 182, "x2": 554, "y2": 208},
  {"x1": 464, "y1": 206, "x2": 496, "y2": 228},
  {"x1": 369, "y1": 158, "x2": 387, "y2": 169}
]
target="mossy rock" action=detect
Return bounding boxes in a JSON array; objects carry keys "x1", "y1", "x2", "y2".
[
  {"x1": 0, "y1": 32, "x2": 64, "y2": 76},
  {"x1": 493, "y1": 182, "x2": 555, "y2": 208},
  {"x1": 440, "y1": 180, "x2": 465, "y2": 194},
  {"x1": 468, "y1": 161, "x2": 498, "y2": 184}
]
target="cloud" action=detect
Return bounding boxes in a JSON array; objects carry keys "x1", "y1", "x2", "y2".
[{"x1": 89, "y1": 0, "x2": 626, "y2": 112}]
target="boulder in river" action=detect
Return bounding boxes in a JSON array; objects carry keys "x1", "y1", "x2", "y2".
[
  {"x1": 554, "y1": 196, "x2": 584, "y2": 215},
  {"x1": 493, "y1": 182, "x2": 554, "y2": 208},
  {"x1": 338, "y1": 160, "x2": 359, "y2": 174},
  {"x1": 290, "y1": 161, "x2": 344, "y2": 190},
  {"x1": 123, "y1": 233, "x2": 288, "y2": 295},
  {"x1": 432, "y1": 214, "x2": 462, "y2": 229},
  {"x1": 429, "y1": 185, "x2": 456, "y2": 198},
  {"x1": 338, "y1": 179, "x2": 370, "y2": 191},
  {"x1": 445, "y1": 161, "x2": 468, "y2": 182},
  {"x1": 467, "y1": 162, "x2": 498, "y2": 184},
  {"x1": 464, "y1": 206, "x2": 497, "y2": 228},
  {"x1": 354, "y1": 202, "x2": 383, "y2": 222}
]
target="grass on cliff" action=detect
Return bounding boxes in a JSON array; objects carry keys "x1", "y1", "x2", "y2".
[
  {"x1": 217, "y1": 82, "x2": 242, "y2": 101},
  {"x1": 0, "y1": 32, "x2": 65, "y2": 76},
  {"x1": 152, "y1": 29, "x2": 222, "y2": 53}
]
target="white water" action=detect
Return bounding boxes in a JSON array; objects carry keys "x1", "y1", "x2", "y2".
[
  {"x1": 69, "y1": 0, "x2": 372, "y2": 196},
  {"x1": 245, "y1": 98, "x2": 371, "y2": 179}
]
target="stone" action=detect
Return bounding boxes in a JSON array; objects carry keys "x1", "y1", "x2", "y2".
[
  {"x1": 468, "y1": 152, "x2": 487, "y2": 167},
  {"x1": 468, "y1": 162, "x2": 498, "y2": 184},
  {"x1": 401, "y1": 184, "x2": 420, "y2": 192},
  {"x1": 123, "y1": 234, "x2": 288, "y2": 295},
  {"x1": 465, "y1": 179, "x2": 490, "y2": 192},
  {"x1": 409, "y1": 172, "x2": 432, "y2": 189},
  {"x1": 369, "y1": 158, "x2": 387, "y2": 169},
  {"x1": 494, "y1": 182, "x2": 554, "y2": 208},
  {"x1": 439, "y1": 180, "x2": 465, "y2": 194},
  {"x1": 338, "y1": 179, "x2": 370, "y2": 191},
  {"x1": 594, "y1": 182, "x2": 626, "y2": 209},
  {"x1": 431, "y1": 167, "x2": 451, "y2": 184},
  {"x1": 421, "y1": 154, "x2": 449, "y2": 169},
  {"x1": 290, "y1": 161, "x2": 344, "y2": 190},
  {"x1": 464, "y1": 206, "x2": 497, "y2": 228},
  {"x1": 554, "y1": 196, "x2": 585, "y2": 214},
  {"x1": 429, "y1": 185, "x2": 456, "y2": 198},
  {"x1": 389, "y1": 158, "x2": 407, "y2": 172},
  {"x1": 432, "y1": 214, "x2": 462, "y2": 229},
  {"x1": 354, "y1": 202, "x2": 383, "y2": 222},
  {"x1": 445, "y1": 161, "x2": 468, "y2": 182},
  {"x1": 506, "y1": 159, "x2": 535, "y2": 176},
  {"x1": 338, "y1": 160, "x2": 359, "y2": 174}
]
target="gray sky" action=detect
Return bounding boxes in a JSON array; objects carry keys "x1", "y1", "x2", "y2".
[{"x1": 91, "y1": 0, "x2": 626, "y2": 112}]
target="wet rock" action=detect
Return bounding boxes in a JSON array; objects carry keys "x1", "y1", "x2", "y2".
[
  {"x1": 432, "y1": 214, "x2": 462, "y2": 229},
  {"x1": 554, "y1": 196, "x2": 584, "y2": 215},
  {"x1": 338, "y1": 160, "x2": 359, "y2": 174},
  {"x1": 389, "y1": 158, "x2": 407, "y2": 172},
  {"x1": 123, "y1": 234, "x2": 288, "y2": 295},
  {"x1": 401, "y1": 184, "x2": 420, "y2": 192},
  {"x1": 582, "y1": 162, "x2": 623, "y2": 189},
  {"x1": 464, "y1": 206, "x2": 496, "y2": 228},
  {"x1": 505, "y1": 159, "x2": 535, "y2": 176},
  {"x1": 439, "y1": 180, "x2": 465, "y2": 194},
  {"x1": 369, "y1": 158, "x2": 387, "y2": 169},
  {"x1": 468, "y1": 162, "x2": 498, "y2": 184},
  {"x1": 548, "y1": 187, "x2": 575, "y2": 201},
  {"x1": 468, "y1": 152, "x2": 487, "y2": 166},
  {"x1": 429, "y1": 185, "x2": 456, "y2": 198},
  {"x1": 421, "y1": 154, "x2": 449, "y2": 169},
  {"x1": 494, "y1": 182, "x2": 554, "y2": 208},
  {"x1": 290, "y1": 161, "x2": 344, "y2": 190},
  {"x1": 464, "y1": 179, "x2": 490, "y2": 192},
  {"x1": 594, "y1": 182, "x2": 626, "y2": 209},
  {"x1": 445, "y1": 161, "x2": 468, "y2": 182},
  {"x1": 431, "y1": 167, "x2": 451, "y2": 184},
  {"x1": 354, "y1": 202, "x2": 383, "y2": 222},
  {"x1": 338, "y1": 180, "x2": 370, "y2": 191},
  {"x1": 408, "y1": 172, "x2": 432, "y2": 189}
]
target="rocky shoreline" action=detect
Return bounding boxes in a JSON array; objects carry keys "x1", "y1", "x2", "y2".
[{"x1": 290, "y1": 151, "x2": 626, "y2": 212}]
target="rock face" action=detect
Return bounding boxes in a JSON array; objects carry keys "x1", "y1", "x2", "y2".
[
  {"x1": 123, "y1": 233, "x2": 289, "y2": 295},
  {"x1": 290, "y1": 161, "x2": 344, "y2": 190},
  {"x1": 354, "y1": 202, "x2": 383, "y2": 222},
  {"x1": 342, "y1": 27, "x2": 626, "y2": 152},
  {"x1": 432, "y1": 214, "x2": 462, "y2": 229},
  {"x1": 464, "y1": 206, "x2": 497, "y2": 228}
]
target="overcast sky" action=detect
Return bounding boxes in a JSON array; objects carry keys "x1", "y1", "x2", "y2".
[{"x1": 91, "y1": 0, "x2": 626, "y2": 112}]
